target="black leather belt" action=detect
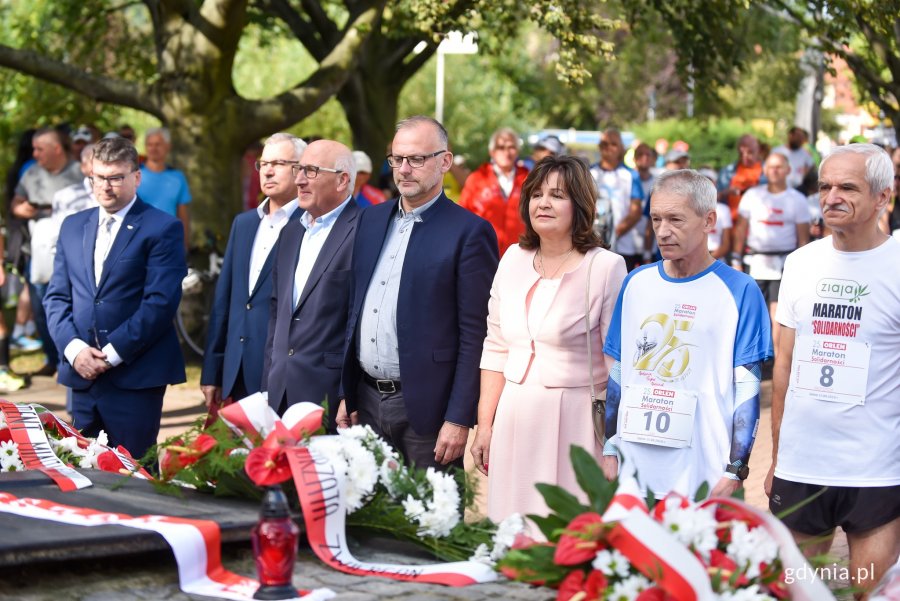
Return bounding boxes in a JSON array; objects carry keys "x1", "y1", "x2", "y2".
[{"x1": 362, "y1": 372, "x2": 402, "y2": 394}]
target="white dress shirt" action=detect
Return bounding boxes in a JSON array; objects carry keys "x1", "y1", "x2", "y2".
[
  {"x1": 248, "y1": 197, "x2": 299, "y2": 292},
  {"x1": 64, "y1": 198, "x2": 137, "y2": 368},
  {"x1": 292, "y1": 197, "x2": 351, "y2": 306}
]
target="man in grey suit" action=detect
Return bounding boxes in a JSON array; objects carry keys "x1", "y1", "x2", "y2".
[{"x1": 262, "y1": 139, "x2": 359, "y2": 425}]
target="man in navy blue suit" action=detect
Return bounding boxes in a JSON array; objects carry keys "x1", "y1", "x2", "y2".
[
  {"x1": 262, "y1": 139, "x2": 359, "y2": 422},
  {"x1": 44, "y1": 137, "x2": 186, "y2": 460},
  {"x1": 201, "y1": 133, "x2": 306, "y2": 408},
  {"x1": 336, "y1": 116, "x2": 499, "y2": 470}
]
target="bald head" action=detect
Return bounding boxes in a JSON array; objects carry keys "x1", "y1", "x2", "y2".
[{"x1": 295, "y1": 139, "x2": 356, "y2": 219}]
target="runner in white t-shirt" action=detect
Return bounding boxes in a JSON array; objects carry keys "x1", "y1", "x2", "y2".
[
  {"x1": 766, "y1": 143, "x2": 900, "y2": 596},
  {"x1": 772, "y1": 126, "x2": 815, "y2": 190},
  {"x1": 732, "y1": 152, "x2": 810, "y2": 350},
  {"x1": 707, "y1": 202, "x2": 732, "y2": 259},
  {"x1": 602, "y1": 169, "x2": 772, "y2": 499},
  {"x1": 590, "y1": 129, "x2": 644, "y2": 271}
]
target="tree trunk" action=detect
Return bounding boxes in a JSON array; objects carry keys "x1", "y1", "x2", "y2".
[
  {"x1": 167, "y1": 112, "x2": 245, "y2": 245},
  {"x1": 338, "y1": 72, "x2": 404, "y2": 164}
]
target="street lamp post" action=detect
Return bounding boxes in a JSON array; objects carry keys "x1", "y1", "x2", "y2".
[{"x1": 435, "y1": 32, "x2": 478, "y2": 123}]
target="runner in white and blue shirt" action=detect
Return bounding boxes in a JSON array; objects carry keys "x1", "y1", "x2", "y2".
[{"x1": 601, "y1": 170, "x2": 772, "y2": 498}]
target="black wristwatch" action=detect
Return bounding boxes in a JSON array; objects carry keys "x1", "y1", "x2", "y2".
[{"x1": 726, "y1": 460, "x2": 750, "y2": 480}]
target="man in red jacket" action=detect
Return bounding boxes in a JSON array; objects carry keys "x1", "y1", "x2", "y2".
[{"x1": 459, "y1": 127, "x2": 529, "y2": 255}]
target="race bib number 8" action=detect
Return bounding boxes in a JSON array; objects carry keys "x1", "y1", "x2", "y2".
[
  {"x1": 790, "y1": 335, "x2": 870, "y2": 405},
  {"x1": 620, "y1": 386, "x2": 697, "y2": 448}
]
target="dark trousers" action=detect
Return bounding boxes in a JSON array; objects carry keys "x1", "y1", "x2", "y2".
[
  {"x1": 71, "y1": 377, "x2": 166, "y2": 461},
  {"x1": 28, "y1": 280, "x2": 59, "y2": 367},
  {"x1": 356, "y1": 378, "x2": 462, "y2": 472}
]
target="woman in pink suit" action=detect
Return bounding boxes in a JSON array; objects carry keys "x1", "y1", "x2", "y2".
[{"x1": 470, "y1": 155, "x2": 626, "y2": 527}]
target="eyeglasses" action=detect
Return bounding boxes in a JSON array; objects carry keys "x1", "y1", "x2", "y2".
[
  {"x1": 88, "y1": 171, "x2": 136, "y2": 188},
  {"x1": 386, "y1": 150, "x2": 446, "y2": 169},
  {"x1": 291, "y1": 164, "x2": 343, "y2": 179},
  {"x1": 255, "y1": 160, "x2": 299, "y2": 171}
]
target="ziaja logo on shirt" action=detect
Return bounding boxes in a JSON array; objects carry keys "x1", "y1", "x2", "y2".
[{"x1": 816, "y1": 278, "x2": 869, "y2": 304}]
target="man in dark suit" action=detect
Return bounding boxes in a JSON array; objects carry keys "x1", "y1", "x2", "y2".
[
  {"x1": 262, "y1": 140, "x2": 359, "y2": 421},
  {"x1": 336, "y1": 116, "x2": 498, "y2": 470},
  {"x1": 201, "y1": 133, "x2": 306, "y2": 408},
  {"x1": 44, "y1": 137, "x2": 186, "y2": 459}
]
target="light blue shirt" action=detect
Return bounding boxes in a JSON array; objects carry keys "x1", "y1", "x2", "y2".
[
  {"x1": 138, "y1": 166, "x2": 191, "y2": 216},
  {"x1": 292, "y1": 197, "x2": 351, "y2": 306},
  {"x1": 357, "y1": 194, "x2": 441, "y2": 379}
]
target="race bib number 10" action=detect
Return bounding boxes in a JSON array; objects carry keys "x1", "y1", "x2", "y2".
[
  {"x1": 620, "y1": 386, "x2": 697, "y2": 448},
  {"x1": 790, "y1": 335, "x2": 870, "y2": 405}
]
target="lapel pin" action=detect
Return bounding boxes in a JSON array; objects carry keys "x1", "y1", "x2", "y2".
[{"x1": 127, "y1": 224, "x2": 134, "y2": 230}]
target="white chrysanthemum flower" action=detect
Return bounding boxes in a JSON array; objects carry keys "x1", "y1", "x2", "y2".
[
  {"x1": 487, "y1": 513, "x2": 525, "y2": 561},
  {"x1": 378, "y1": 458, "x2": 401, "y2": 496},
  {"x1": 51, "y1": 436, "x2": 84, "y2": 455},
  {"x1": 0, "y1": 440, "x2": 18, "y2": 457},
  {"x1": 593, "y1": 548, "x2": 632, "y2": 578},
  {"x1": 607, "y1": 573, "x2": 652, "y2": 600},
  {"x1": 716, "y1": 583, "x2": 777, "y2": 601},
  {"x1": 727, "y1": 521, "x2": 779, "y2": 579},
  {"x1": 337, "y1": 425, "x2": 369, "y2": 441},
  {"x1": 662, "y1": 504, "x2": 719, "y2": 559},
  {"x1": 494, "y1": 513, "x2": 525, "y2": 548},
  {"x1": 470, "y1": 543, "x2": 494, "y2": 566},
  {"x1": 342, "y1": 438, "x2": 378, "y2": 511},
  {"x1": 228, "y1": 448, "x2": 250, "y2": 457},
  {"x1": 402, "y1": 495, "x2": 425, "y2": 519},
  {"x1": 96, "y1": 431, "x2": 109, "y2": 447}
]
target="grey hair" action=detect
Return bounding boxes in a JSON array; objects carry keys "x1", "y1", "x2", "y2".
[
  {"x1": 652, "y1": 169, "x2": 717, "y2": 216},
  {"x1": 264, "y1": 132, "x2": 307, "y2": 160},
  {"x1": 145, "y1": 127, "x2": 170, "y2": 144},
  {"x1": 334, "y1": 150, "x2": 357, "y2": 193},
  {"x1": 820, "y1": 143, "x2": 893, "y2": 195},
  {"x1": 396, "y1": 115, "x2": 449, "y2": 149},
  {"x1": 488, "y1": 127, "x2": 520, "y2": 152},
  {"x1": 93, "y1": 137, "x2": 139, "y2": 171}
]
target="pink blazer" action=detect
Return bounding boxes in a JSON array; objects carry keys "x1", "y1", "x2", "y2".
[{"x1": 480, "y1": 245, "x2": 626, "y2": 389}]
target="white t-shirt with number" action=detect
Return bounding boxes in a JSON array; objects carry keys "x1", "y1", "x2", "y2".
[
  {"x1": 774, "y1": 236, "x2": 900, "y2": 487},
  {"x1": 604, "y1": 261, "x2": 772, "y2": 497}
]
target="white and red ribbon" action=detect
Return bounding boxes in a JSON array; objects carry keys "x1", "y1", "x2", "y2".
[
  {"x1": 0, "y1": 492, "x2": 334, "y2": 601},
  {"x1": 700, "y1": 496, "x2": 835, "y2": 601},
  {"x1": 0, "y1": 401, "x2": 92, "y2": 491},
  {"x1": 598, "y1": 479, "x2": 834, "y2": 601},
  {"x1": 219, "y1": 395, "x2": 325, "y2": 445},
  {"x1": 287, "y1": 444, "x2": 498, "y2": 586},
  {"x1": 32, "y1": 404, "x2": 152, "y2": 479}
]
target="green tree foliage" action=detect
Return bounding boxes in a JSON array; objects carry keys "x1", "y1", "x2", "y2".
[
  {"x1": 0, "y1": 0, "x2": 618, "y2": 234},
  {"x1": 763, "y1": 0, "x2": 900, "y2": 141},
  {"x1": 0, "y1": 0, "x2": 380, "y2": 238}
]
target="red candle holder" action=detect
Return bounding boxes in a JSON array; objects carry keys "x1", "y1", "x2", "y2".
[{"x1": 252, "y1": 486, "x2": 300, "y2": 600}]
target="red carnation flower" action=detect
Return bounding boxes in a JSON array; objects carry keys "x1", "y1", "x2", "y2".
[{"x1": 554, "y1": 513, "x2": 605, "y2": 566}]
